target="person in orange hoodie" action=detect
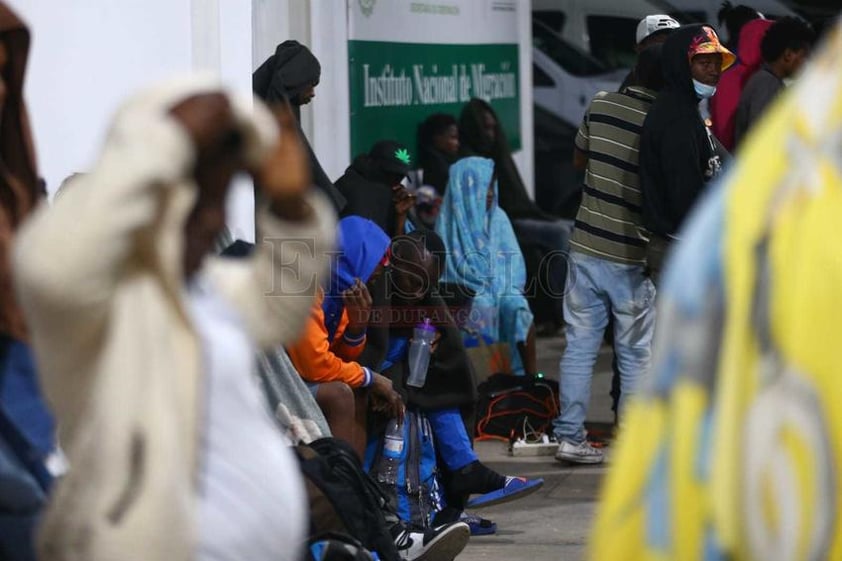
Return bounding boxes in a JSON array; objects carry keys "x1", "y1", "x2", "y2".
[
  {"x1": 287, "y1": 216, "x2": 403, "y2": 458},
  {"x1": 709, "y1": 18, "x2": 773, "y2": 151}
]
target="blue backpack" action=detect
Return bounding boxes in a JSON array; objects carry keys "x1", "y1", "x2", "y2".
[{"x1": 364, "y1": 410, "x2": 442, "y2": 527}]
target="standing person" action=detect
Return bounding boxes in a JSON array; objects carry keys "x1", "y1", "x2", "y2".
[
  {"x1": 710, "y1": 18, "x2": 774, "y2": 152},
  {"x1": 717, "y1": 1, "x2": 763, "y2": 51},
  {"x1": 253, "y1": 40, "x2": 347, "y2": 212},
  {"x1": 0, "y1": 5, "x2": 59, "y2": 561},
  {"x1": 734, "y1": 16, "x2": 814, "y2": 147},
  {"x1": 552, "y1": 46, "x2": 663, "y2": 465},
  {"x1": 15, "y1": 81, "x2": 335, "y2": 561},
  {"x1": 417, "y1": 113, "x2": 459, "y2": 195},
  {"x1": 436, "y1": 157, "x2": 537, "y2": 376},
  {"x1": 640, "y1": 24, "x2": 735, "y2": 282},
  {"x1": 619, "y1": 14, "x2": 680, "y2": 90},
  {"x1": 336, "y1": 140, "x2": 415, "y2": 237}
]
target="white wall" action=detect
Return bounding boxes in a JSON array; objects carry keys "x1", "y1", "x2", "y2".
[
  {"x1": 13, "y1": 0, "x2": 256, "y2": 240},
  {"x1": 515, "y1": 2, "x2": 535, "y2": 197}
]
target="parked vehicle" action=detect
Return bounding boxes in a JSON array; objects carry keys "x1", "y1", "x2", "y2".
[
  {"x1": 533, "y1": 0, "x2": 668, "y2": 69},
  {"x1": 532, "y1": 18, "x2": 626, "y2": 129}
]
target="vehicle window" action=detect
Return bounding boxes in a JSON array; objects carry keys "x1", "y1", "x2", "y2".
[
  {"x1": 669, "y1": 10, "x2": 706, "y2": 23},
  {"x1": 586, "y1": 16, "x2": 639, "y2": 70},
  {"x1": 532, "y1": 19, "x2": 608, "y2": 78},
  {"x1": 533, "y1": 10, "x2": 566, "y2": 33},
  {"x1": 533, "y1": 63, "x2": 555, "y2": 87}
]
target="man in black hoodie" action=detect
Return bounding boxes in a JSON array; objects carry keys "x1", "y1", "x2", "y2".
[
  {"x1": 336, "y1": 140, "x2": 415, "y2": 238},
  {"x1": 253, "y1": 40, "x2": 347, "y2": 212},
  {"x1": 640, "y1": 25, "x2": 735, "y2": 281}
]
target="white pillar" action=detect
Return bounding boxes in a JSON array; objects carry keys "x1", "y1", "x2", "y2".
[{"x1": 514, "y1": 3, "x2": 535, "y2": 198}]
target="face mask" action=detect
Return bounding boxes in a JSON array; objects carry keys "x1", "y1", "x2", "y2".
[{"x1": 693, "y1": 79, "x2": 717, "y2": 99}]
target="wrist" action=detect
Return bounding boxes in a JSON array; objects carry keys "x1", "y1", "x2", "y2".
[{"x1": 343, "y1": 327, "x2": 366, "y2": 346}]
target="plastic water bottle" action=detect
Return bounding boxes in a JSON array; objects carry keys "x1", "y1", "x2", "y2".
[
  {"x1": 407, "y1": 319, "x2": 436, "y2": 388},
  {"x1": 378, "y1": 419, "x2": 404, "y2": 485}
]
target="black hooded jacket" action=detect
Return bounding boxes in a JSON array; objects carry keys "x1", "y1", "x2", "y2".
[
  {"x1": 459, "y1": 99, "x2": 554, "y2": 221},
  {"x1": 335, "y1": 155, "x2": 396, "y2": 235},
  {"x1": 640, "y1": 25, "x2": 729, "y2": 238},
  {"x1": 253, "y1": 41, "x2": 347, "y2": 212}
]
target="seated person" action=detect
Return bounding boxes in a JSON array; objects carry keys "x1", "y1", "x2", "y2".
[
  {"x1": 409, "y1": 185, "x2": 442, "y2": 231},
  {"x1": 459, "y1": 98, "x2": 572, "y2": 330},
  {"x1": 336, "y1": 140, "x2": 416, "y2": 237},
  {"x1": 377, "y1": 230, "x2": 543, "y2": 517},
  {"x1": 435, "y1": 157, "x2": 537, "y2": 375},
  {"x1": 286, "y1": 216, "x2": 403, "y2": 459},
  {"x1": 417, "y1": 113, "x2": 459, "y2": 195}
]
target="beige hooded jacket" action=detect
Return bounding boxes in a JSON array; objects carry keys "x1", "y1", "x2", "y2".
[{"x1": 13, "y1": 78, "x2": 335, "y2": 561}]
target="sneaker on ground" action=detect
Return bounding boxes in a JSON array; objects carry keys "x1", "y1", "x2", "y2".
[
  {"x1": 392, "y1": 521, "x2": 470, "y2": 561},
  {"x1": 555, "y1": 439, "x2": 604, "y2": 464}
]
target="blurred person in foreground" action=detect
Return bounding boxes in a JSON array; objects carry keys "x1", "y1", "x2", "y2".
[
  {"x1": 640, "y1": 24, "x2": 735, "y2": 283},
  {"x1": 14, "y1": 80, "x2": 335, "y2": 561},
  {"x1": 734, "y1": 16, "x2": 814, "y2": 148},
  {"x1": 0, "y1": 4, "x2": 59, "y2": 560},
  {"x1": 591, "y1": 21, "x2": 842, "y2": 561}
]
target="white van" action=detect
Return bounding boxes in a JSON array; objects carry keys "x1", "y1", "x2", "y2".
[
  {"x1": 532, "y1": 18, "x2": 627, "y2": 128},
  {"x1": 533, "y1": 0, "x2": 670, "y2": 69},
  {"x1": 665, "y1": 0, "x2": 799, "y2": 41}
]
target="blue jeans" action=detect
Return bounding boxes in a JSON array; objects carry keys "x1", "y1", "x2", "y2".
[{"x1": 553, "y1": 251, "x2": 655, "y2": 443}]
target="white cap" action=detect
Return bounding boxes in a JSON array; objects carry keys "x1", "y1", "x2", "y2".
[{"x1": 635, "y1": 15, "x2": 680, "y2": 44}]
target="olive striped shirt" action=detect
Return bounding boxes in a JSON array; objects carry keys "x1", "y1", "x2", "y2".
[{"x1": 571, "y1": 86, "x2": 655, "y2": 264}]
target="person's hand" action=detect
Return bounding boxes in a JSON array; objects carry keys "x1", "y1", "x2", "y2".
[
  {"x1": 370, "y1": 373, "x2": 405, "y2": 421},
  {"x1": 255, "y1": 103, "x2": 312, "y2": 220},
  {"x1": 169, "y1": 93, "x2": 240, "y2": 161},
  {"x1": 342, "y1": 278, "x2": 372, "y2": 333},
  {"x1": 392, "y1": 185, "x2": 415, "y2": 216},
  {"x1": 430, "y1": 330, "x2": 442, "y2": 354}
]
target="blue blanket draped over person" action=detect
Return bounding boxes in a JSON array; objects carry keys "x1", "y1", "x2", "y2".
[
  {"x1": 322, "y1": 216, "x2": 391, "y2": 343},
  {"x1": 435, "y1": 157, "x2": 533, "y2": 375}
]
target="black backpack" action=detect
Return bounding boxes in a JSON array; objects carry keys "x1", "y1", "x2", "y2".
[
  {"x1": 296, "y1": 437, "x2": 399, "y2": 561},
  {"x1": 475, "y1": 374, "x2": 559, "y2": 441}
]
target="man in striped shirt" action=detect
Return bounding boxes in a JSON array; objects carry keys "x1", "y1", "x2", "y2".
[{"x1": 553, "y1": 46, "x2": 662, "y2": 465}]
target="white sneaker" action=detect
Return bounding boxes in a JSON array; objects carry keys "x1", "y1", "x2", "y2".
[
  {"x1": 393, "y1": 521, "x2": 470, "y2": 561},
  {"x1": 555, "y1": 440, "x2": 604, "y2": 464}
]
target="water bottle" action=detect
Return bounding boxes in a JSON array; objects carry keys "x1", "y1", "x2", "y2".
[
  {"x1": 377, "y1": 418, "x2": 404, "y2": 485},
  {"x1": 407, "y1": 318, "x2": 436, "y2": 388}
]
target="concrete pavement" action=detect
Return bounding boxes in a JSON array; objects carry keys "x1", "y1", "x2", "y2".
[{"x1": 459, "y1": 336, "x2": 616, "y2": 561}]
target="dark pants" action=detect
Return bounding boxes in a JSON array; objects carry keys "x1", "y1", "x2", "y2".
[{"x1": 645, "y1": 234, "x2": 672, "y2": 287}]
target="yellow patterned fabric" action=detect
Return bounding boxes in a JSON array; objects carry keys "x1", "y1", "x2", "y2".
[{"x1": 590, "y1": 22, "x2": 842, "y2": 561}]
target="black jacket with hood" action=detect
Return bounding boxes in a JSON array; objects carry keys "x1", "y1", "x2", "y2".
[
  {"x1": 640, "y1": 25, "x2": 728, "y2": 238},
  {"x1": 253, "y1": 40, "x2": 347, "y2": 212},
  {"x1": 335, "y1": 155, "x2": 396, "y2": 235}
]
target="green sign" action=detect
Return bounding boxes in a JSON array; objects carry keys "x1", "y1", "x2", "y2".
[{"x1": 348, "y1": 40, "x2": 520, "y2": 162}]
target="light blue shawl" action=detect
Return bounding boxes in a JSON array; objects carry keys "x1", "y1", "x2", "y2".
[{"x1": 435, "y1": 157, "x2": 533, "y2": 374}]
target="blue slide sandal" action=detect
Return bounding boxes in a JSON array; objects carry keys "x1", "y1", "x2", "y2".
[{"x1": 465, "y1": 477, "x2": 544, "y2": 509}]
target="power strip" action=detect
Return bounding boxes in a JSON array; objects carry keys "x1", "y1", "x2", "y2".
[{"x1": 510, "y1": 438, "x2": 558, "y2": 457}]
